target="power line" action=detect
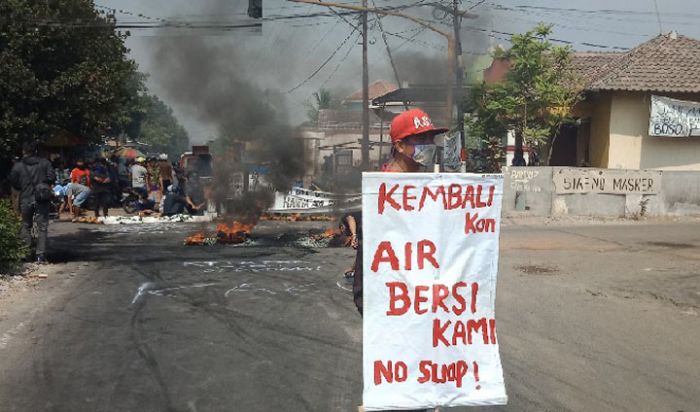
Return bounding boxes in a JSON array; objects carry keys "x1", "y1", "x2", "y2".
[
  {"x1": 384, "y1": 30, "x2": 447, "y2": 51},
  {"x1": 286, "y1": 28, "x2": 358, "y2": 93},
  {"x1": 372, "y1": 0, "x2": 406, "y2": 102},
  {"x1": 653, "y1": 0, "x2": 663, "y2": 34},
  {"x1": 320, "y1": 31, "x2": 362, "y2": 87},
  {"x1": 392, "y1": 26, "x2": 429, "y2": 52},
  {"x1": 420, "y1": 12, "x2": 631, "y2": 50}
]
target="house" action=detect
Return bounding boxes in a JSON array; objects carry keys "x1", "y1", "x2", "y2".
[
  {"x1": 300, "y1": 81, "x2": 398, "y2": 187},
  {"x1": 370, "y1": 84, "x2": 462, "y2": 126},
  {"x1": 486, "y1": 32, "x2": 700, "y2": 170}
]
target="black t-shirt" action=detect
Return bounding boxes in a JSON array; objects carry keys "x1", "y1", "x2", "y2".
[
  {"x1": 186, "y1": 181, "x2": 203, "y2": 205},
  {"x1": 91, "y1": 164, "x2": 111, "y2": 193}
]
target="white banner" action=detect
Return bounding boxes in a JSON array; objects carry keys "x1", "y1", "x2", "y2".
[
  {"x1": 362, "y1": 173, "x2": 507, "y2": 410},
  {"x1": 649, "y1": 95, "x2": 700, "y2": 137}
]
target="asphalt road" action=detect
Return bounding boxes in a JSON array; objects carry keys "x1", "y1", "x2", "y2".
[{"x1": 1, "y1": 219, "x2": 699, "y2": 411}]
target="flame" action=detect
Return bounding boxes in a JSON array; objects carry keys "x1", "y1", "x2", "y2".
[
  {"x1": 217, "y1": 221, "x2": 255, "y2": 234},
  {"x1": 215, "y1": 220, "x2": 255, "y2": 244},
  {"x1": 184, "y1": 232, "x2": 206, "y2": 245},
  {"x1": 323, "y1": 227, "x2": 341, "y2": 238},
  {"x1": 184, "y1": 220, "x2": 256, "y2": 246}
]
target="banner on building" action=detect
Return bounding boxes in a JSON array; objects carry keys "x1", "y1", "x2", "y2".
[
  {"x1": 362, "y1": 173, "x2": 507, "y2": 411},
  {"x1": 649, "y1": 95, "x2": 700, "y2": 137}
]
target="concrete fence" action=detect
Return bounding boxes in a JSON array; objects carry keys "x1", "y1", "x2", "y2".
[{"x1": 502, "y1": 166, "x2": 700, "y2": 217}]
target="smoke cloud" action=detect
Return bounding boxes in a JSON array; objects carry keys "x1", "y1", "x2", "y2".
[{"x1": 151, "y1": 35, "x2": 305, "y2": 193}]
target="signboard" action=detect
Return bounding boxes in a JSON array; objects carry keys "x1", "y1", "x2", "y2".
[
  {"x1": 552, "y1": 168, "x2": 661, "y2": 194},
  {"x1": 649, "y1": 95, "x2": 700, "y2": 137},
  {"x1": 362, "y1": 173, "x2": 507, "y2": 410}
]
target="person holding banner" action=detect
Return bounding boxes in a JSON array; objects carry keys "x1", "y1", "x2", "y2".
[
  {"x1": 355, "y1": 108, "x2": 447, "y2": 412},
  {"x1": 353, "y1": 108, "x2": 447, "y2": 315},
  {"x1": 359, "y1": 108, "x2": 507, "y2": 410}
]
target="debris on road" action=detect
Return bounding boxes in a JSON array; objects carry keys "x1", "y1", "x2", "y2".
[{"x1": 102, "y1": 214, "x2": 215, "y2": 225}]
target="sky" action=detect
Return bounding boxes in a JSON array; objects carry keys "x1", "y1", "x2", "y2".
[{"x1": 97, "y1": 0, "x2": 700, "y2": 143}]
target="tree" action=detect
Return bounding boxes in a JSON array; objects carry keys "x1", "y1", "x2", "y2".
[
  {"x1": 129, "y1": 94, "x2": 189, "y2": 159},
  {"x1": 303, "y1": 88, "x2": 335, "y2": 126},
  {"x1": 467, "y1": 24, "x2": 583, "y2": 166},
  {"x1": 0, "y1": 0, "x2": 144, "y2": 154}
]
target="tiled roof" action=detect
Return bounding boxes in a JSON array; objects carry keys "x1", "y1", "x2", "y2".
[
  {"x1": 569, "y1": 52, "x2": 624, "y2": 85},
  {"x1": 345, "y1": 80, "x2": 398, "y2": 101},
  {"x1": 576, "y1": 32, "x2": 700, "y2": 93}
]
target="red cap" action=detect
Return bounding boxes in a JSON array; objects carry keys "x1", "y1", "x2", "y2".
[{"x1": 389, "y1": 108, "x2": 448, "y2": 143}]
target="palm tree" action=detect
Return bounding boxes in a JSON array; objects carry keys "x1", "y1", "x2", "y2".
[{"x1": 304, "y1": 88, "x2": 333, "y2": 126}]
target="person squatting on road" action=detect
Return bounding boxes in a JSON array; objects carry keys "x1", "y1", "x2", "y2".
[
  {"x1": 10, "y1": 141, "x2": 56, "y2": 264},
  {"x1": 66, "y1": 182, "x2": 91, "y2": 220},
  {"x1": 353, "y1": 108, "x2": 446, "y2": 412}
]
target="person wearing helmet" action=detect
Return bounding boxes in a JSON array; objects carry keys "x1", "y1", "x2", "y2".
[{"x1": 381, "y1": 108, "x2": 448, "y2": 173}]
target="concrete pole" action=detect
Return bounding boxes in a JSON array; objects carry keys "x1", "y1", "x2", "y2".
[
  {"x1": 445, "y1": 35, "x2": 455, "y2": 129},
  {"x1": 452, "y1": 0, "x2": 466, "y2": 162},
  {"x1": 361, "y1": 0, "x2": 370, "y2": 171}
]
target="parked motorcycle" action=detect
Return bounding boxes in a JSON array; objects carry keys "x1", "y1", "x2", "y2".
[{"x1": 121, "y1": 187, "x2": 141, "y2": 214}]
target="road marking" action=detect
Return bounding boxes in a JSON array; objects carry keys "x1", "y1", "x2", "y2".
[
  {"x1": 132, "y1": 282, "x2": 219, "y2": 304},
  {"x1": 131, "y1": 282, "x2": 156, "y2": 304},
  {"x1": 336, "y1": 281, "x2": 352, "y2": 292}
]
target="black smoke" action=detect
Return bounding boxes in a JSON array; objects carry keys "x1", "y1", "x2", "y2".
[{"x1": 151, "y1": 36, "x2": 305, "y2": 194}]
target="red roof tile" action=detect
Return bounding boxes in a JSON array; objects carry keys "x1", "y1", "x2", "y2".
[
  {"x1": 579, "y1": 32, "x2": 700, "y2": 93},
  {"x1": 345, "y1": 80, "x2": 398, "y2": 101}
]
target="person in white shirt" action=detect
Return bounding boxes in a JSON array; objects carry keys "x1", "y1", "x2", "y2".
[{"x1": 130, "y1": 157, "x2": 149, "y2": 198}]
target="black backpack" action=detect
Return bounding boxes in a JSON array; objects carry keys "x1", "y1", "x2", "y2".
[{"x1": 20, "y1": 161, "x2": 53, "y2": 202}]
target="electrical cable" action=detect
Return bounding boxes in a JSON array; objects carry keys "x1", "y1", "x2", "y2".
[
  {"x1": 320, "y1": 31, "x2": 362, "y2": 87},
  {"x1": 372, "y1": 0, "x2": 408, "y2": 109},
  {"x1": 286, "y1": 28, "x2": 358, "y2": 93}
]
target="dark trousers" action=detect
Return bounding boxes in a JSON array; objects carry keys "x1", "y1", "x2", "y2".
[
  {"x1": 352, "y1": 244, "x2": 363, "y2": 315},
  {"x1": 92, "y1": 190, "x2": 110, "y2": 216},
  {"x1": 20, "y1": 201, "x2": 49, "y2": 257}
]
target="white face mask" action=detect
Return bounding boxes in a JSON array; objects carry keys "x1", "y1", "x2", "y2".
[{"x1": 411, "y1": 144, "x2": 437, "y2": 169}]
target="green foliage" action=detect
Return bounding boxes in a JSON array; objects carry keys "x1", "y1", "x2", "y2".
[
  {"x1": 132, "y1": 94, "x2": 190, "y2": 159},
  {"x1": 466, "y1": 24, "x2": 583, "y2": 165},
  {"x1": 0, "y1": 199, "x2": 27, "y2": 271},
  {"x1": 0, "y1": 0, "x2": 144, "y2": 154},
  {"x1": 303, "y1": 88, "x2": 336, "y2": 126}
]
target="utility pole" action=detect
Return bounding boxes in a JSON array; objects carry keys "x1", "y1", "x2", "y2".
[
  {"x1": 288, "y1": 0, "x2": 455, "y2": 138},
  {"x1": 361, "y1": 0, "x2": 370, "y2": 171},
  {"x1": 452, "y1": 0, "x2": 466, "y2": 166}
]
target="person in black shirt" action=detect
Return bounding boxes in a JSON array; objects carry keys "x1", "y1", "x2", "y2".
[
  {"x1": 10, "y1": 142, "x2": 56, "y2": 263},
  {"x1": 185, "y1": 173, "x2": 205, "y2": 215},
  {"x1": 162, "y1": 185, "x2": 187, "y2": 216},
  {"x1": 91, "y1": 158, "x2": 112, "y2": 217}
]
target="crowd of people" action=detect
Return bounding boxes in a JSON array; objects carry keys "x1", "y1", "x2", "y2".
[
  {"x1": 8, "y1": 143, "x2": 211, "y2": 263},
  {"x1": 49, "y1": 154, "x2": 207, "y2": 220}
]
